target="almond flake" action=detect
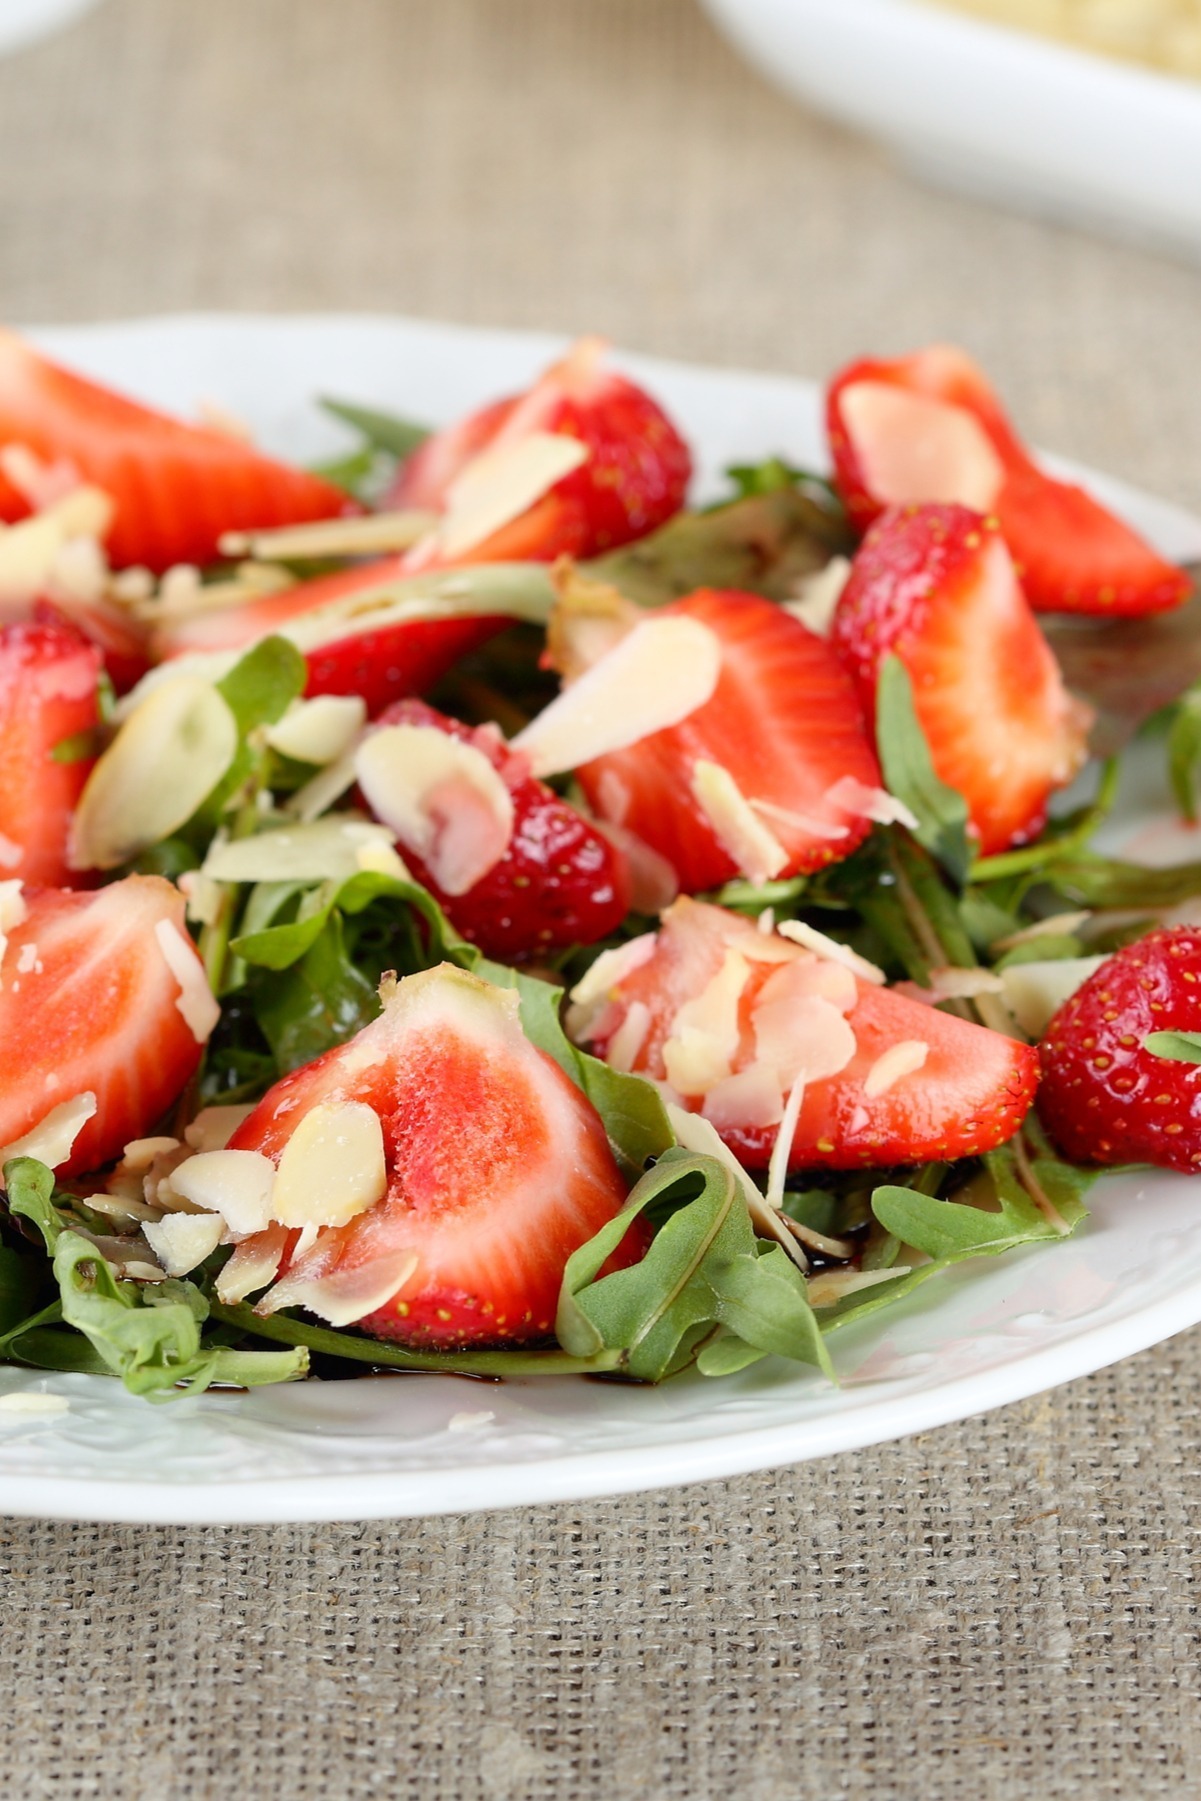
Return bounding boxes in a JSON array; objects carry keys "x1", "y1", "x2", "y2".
[
  {"x1": 258, "y1": 1247, "x2": 419, "y2": 1328},
  {"x1": 120, "y1": 1135, "x2": 182, "y2": 1174},
  {"x1": 215, "y1": 1223, "x2": 289, "y2": 1306},
  {"x1": 0, "y1": 485, "x2": 114, "y2": 606},
  {"x1": 925, "y1": 965, "x2": 1006, "y2": 1000},
  {"x1": 142, "y1": 1211, "x2": 224, "y2": 1278},
  {"x1": 750, "y1": 797, "x2": 850, "y2": 842},
  {"x1": 807, "y1": 1266, "x2": 913, "y2": 1308},
  {"x1": 766, "y1": 1073, "x2": 808, "y2": 1211},
  {"x1": 662, "y1": 950, "x2": 750, "y2": 1097},
  {"x1": 0, "y1": 1391, "x2": 70, "y2": 1417},
  {"x1": 824, "y1": 775, "x2": 920, "y2": 832},
  {"x1": 666, "y1": 1101, "x2": 806, "y2": 1268},
  {"x1": 71, "y1": 676, "x2": 238, "y2": 871},
  {"x1": 169, "y1": 1149, "x2": 277, "y2": 1237},
  {"x1": 513, "y1": 616, "x2": 722, "y2": 780},
  {"x1": 220, "y1": 511, "x2": 436, "y2": 562},
  {"x1": 691, "y1": 761, "x2": 789, "y2": 885},
  {"x1": 184, "y1": 1105, "x2": 256, "y2": 1154},
  {"x1": 606, "y1": 1000, "x2": 652, "y2": 1074},
  {"x1": 840, "y1": 381, "x2": 1005, "y2": 511},
  {"x1": 863, "y1": 1039, "x2": 929, "y2": 1098},
  {"x1": 777, "y1": 919, "x2": 885, "y2": 985},
  {"x1": 154, "y1": 920, "x2": 220, "y2": 1044},
  {"x1": 271, "y1": 1101, "x2": 388, "y2": 1230},
  {"x1": 201, "y1": 817, "x2": 397, "y2": 887},
  {"x1": 702, "y1": 1064, "x2": 784, "y2": 1133},
  {"x1": 432, "y1": 432, "x2": 589, "y2": 560},
  {"x1": 354, "y1": 725, "x2": 514, "y2": 896},
  {"x1": 0, "y1": 1091, "x2": 96, "y2": 1173},
  {"x1": 784, "y1": 557, "x2": 852, "y2": 636},
  {"x1": 264, "y1": 695, "x2": 367, "y2": 766},
  {"x1": 753, "y1": 981, "x2": 858, "y2": 1090},
  {"x1": 567, "y1": 934, "x2": 658, "y2": 1014},
  {"x1": 991, "y1": 911, "x2": 1091, "y2": 953},
  {"x1": 1000, "y1": 956, "x2": 1105, "y2": 1039}
]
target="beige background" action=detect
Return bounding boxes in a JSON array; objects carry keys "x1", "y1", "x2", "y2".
[{"x1": 2, "y1": 2, "x2": 1201, "y2": 1795}]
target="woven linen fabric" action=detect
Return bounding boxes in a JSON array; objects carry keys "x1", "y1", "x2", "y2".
[{"x1": 2, "y1": 2, "x2": 1201, "y2": 1796}]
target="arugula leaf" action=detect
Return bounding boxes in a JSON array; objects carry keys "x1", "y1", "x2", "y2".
[
  {"x1": 557, "y1": 1150, "x2": 831, "y2": 1382},
  {"x1": 724, "y1": 456, "x2": 841, "y2": 506},
  {"x1": 875, "y1": 656, "x2": 973, "y2": 884},
  {"x1": 1039, "y1": 854, "x2": 1201, "y2": 910},
  {"x1": 1169, "y1": 683, "x2": 1201, "y2": 822},
  {"x1": 252, "y1": 912, "x2": 380, "y2": 1072},
  {"x1": 1145, "y1": 1030, "x2": 1201, "y2": 1062},
  {"x1": 5, "y1": 1156, "x2": 66, "y2": 1253},
  {"x1": 318, "y1": 396, "x2": 431, "y2": 461}
]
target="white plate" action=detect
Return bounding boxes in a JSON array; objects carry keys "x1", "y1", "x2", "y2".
[
  {"x1": 2, "y1": 312, "x2": 1201, "y2": 1525},
  {"x1": 699, "y1": 0, "x2": 1201, "y2": 262}
]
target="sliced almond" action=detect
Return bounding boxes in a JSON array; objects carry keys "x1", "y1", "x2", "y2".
[
  {"x1": 662, "y1": 950, "x2": 750, "y2": 1097},
  {"x1": 784, "y1": 556, "x2": 852, "y2": 636},
  {"x1": 270, "y1": 1100, "x2": 388, "y2": 1230},
  {"x1": 264, "y1": 695, "x2": 367, "y2": 766},
  {"x1": 120, "y1": 1135, "x2": 182, "y2": 1174},
  {"x1": 702, "y1": 1064, "x2": 784, "y2": 1133},
  {"x1": 824, "y1": 775, "x2": 920, "y2": 832},
  {"x1": 169, "y1": 1149, "x2": 277, "y2": 1238},
  {"x1": 753, "y1": 987, "x2": 857, "y2": 1092},
  {"x1": 154, "y1": 920, "x2": 220, "y2": 1045},
  {"x1": 999, "y1": 956, "x2": 1106, "y2": 1039},
  {"x1": 142, "y1": 1211, "x2": 225, "y2": 1278},
  {"x1": 691, "y1": 761, "x2": 789, "y2": 886},
  {"x1": 605, "y1": 1000, "x2": 652, "y2": 1074},
  {"x1": 354, "y1": 725, "x2": 514, "y2": 896},
  {"x1": 808, "y1": 1266, "x2": 914, "y2": 1308},
  {"x1": 766, "y1": 1073, "x2": 809, "y2": 1210},
  {"x1": 567, "y1": 934, "x2": 658, "y2": 1014},
  {"x1": 215, "y1": 1222, "x2": 290, "y2": 1306},
  {"x1": 220, "y1": 510, "x2": 437, "y2": 563},
  {"x1": 839, "y1": 381, "x2": 1005, "y2": 511},
  {"x1": 201, "y1": 817, "x2": 397, "y2": 887},
  {"x1": 184, "y1": 1104, "x2": 256, "y2": 1154},
  {"x1": 432, "y1": 432, "x2": 589, "y2": 560},
  {"x1": 0, "y1": 484, "x2": 114, "y2": 606},
  {"x1": 512, "y1": 616, "x2": 722, "y2": 779},
  {"x1": 776, "y1": 919, "x2": 885, "y2": 985},
  {"x1": 666, "y1": 1103, "x2": 806, "y2": 1270},
  {"x1": 71, "y1": 676, "x2": 238, "y2": 870},
  {"x1": 257, "y1": 1247, "x2": 419, "y2": 1329},
  {"x1": 863, "y1": 1039, "x2": 929, "y2": 1098},
  {"x1": 0, "y1": 1091, "x2": 97, "y2": 1174}
]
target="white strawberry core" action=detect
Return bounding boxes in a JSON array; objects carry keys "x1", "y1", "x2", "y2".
[
  {"x1": 513, "y1": 616, "x2": 722, "y2": 779},
  {"x1": 840, "y1": 382, "x2": 1005, "y2": 511},
  {"x1": 354, "y1": 724, "x2": 515, "y2": 896}
]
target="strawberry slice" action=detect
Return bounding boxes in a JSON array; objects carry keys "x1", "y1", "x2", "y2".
[
  {"x1": 0, "y1": 876, "x2": 210, "y2": 1175},
  {"x1": 152, "y1": 556, "x2": 511, "y2": 716},
  {"x1": 0, "y1": 620, "x2": 102, "y2": 886},
  {"x1": 389, "y1": 337, "x2": 692, "y2": 563},
  {"x1": 0, "y1": 327, "x2": 351, "y2": 573},
  {"x1": 831, "y1": 505, "x2": 1091, "y2": 856},
  {"x1": 1039, "y1": 926, "x2": 1201, "y2": 1172},
  {"x1": 362, "y1": 700, "x2": 630, "y2": 962},
  {"x1": 570, "y1": 898, "x2": 1038, "y2": 1170},
  {"x1": 229, "y1": 964, "x2": 639, "y2": 1347},
  {"x1": 553, "y1": 586, "x2": 883, "y2": 894},
  {"x1": 827, "y1": 343, "x2": 1190, "y2": 616}
]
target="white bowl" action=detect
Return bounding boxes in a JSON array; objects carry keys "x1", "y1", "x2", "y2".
[{"x1": 700, "y1": 0, "x2": 1201, "y2": 260}]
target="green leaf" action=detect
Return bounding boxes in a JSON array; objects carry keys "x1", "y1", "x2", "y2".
[
  {"x1": 215, "y1": 636, "x2": 307, "y2": 737},
  {"x1": 1040, "y1": 854, "x2": 1201, "y2": 910},
  {"x1": 1144, "y1": 1030, "x2": 1201, "y2": 1063},
  {"x1": 1169, "y1": 683, "x2": 1201, "y2": 823},
  {"x1": 253, "y1": 912, "x2": 381, "y2": 1071},
  {"x1": 875, "y1": 656, "x2": 973, "y2": 884},
  {"x1": 50, "y1": 728, "x2": 99, "y2": 765},
  {"x1": 557, "y1": 1150, "x2": 831, "y2": 1382},
  {"x1": 309, "y1": 445, "x2": 378, "y2": 500},
  {"x1": 724, "y1": 456, "x2": 840, "y2": 505},
  {"x1": 0, "y1": 1246, "x2": 42, "y2": 1340},
  {"x1": 318, "y1": 396, "x2": 431, "y2": 461},
  {"x1": 5, "y1": 1156, "x2": 65, "y2": 1254}
]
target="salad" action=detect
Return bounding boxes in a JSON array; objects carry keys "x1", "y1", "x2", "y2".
[{"x1": 0, "y1": 325, "x2": 1197, "y2": 1402}]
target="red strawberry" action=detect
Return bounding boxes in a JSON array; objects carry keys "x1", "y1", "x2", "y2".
[
  {"x1": 390, "y1": 337, "x2": 692, "y2": 563},
  {"x1": 571, "y1": 897, "x2": 1038, "y2": 1170},
  {"x1": 364, "y1": 700, "x2": 630, "y2": 962},
  {"x1": 0, "y1": 620, "x2": 102, "y2": 886},
  {"x1": 230, "y1": 964, "x2": 640, "y2": 1347},
  {"x1": 827, "y1": 343, "x2": 1190, "y2": 617},
  {"x1": 152, "y1": 556, "x2": 510, "y2": 716},
  {"x1": 831, "y1": 505, "x2": 1091, "y2": 855},
  {"x1": 1039, "y1": 926, "x2": 1201, "y2": 1172},
  {"x1": 0, "y1": 876, "x2": 209, "y2": 1175},
  {"x1": 33, "y1": 596, "x2": 150, "y2": 695},
  {"x1": 0, "y1": 327, "x2": 351, "y2": 573},
  {"x1": 557, "y1": 587, "x2": 884, "y2": 894}
]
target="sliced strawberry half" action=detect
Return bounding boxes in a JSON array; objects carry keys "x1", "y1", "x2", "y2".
[
  {"x1": 229, "y1": 964, "x2": 639, "y2": 1347},
  {"x1": 152, "y1": 555, "x2": 515, "y2": 715},
  {"x1": 544, "y1": 585, "x2": 883, "y2": 894},
  {"x1": 390, "y1": 337, "x2": 692, "y2": 565},
  {"x1": 831, "y1": 505, "x2": 1091, "y2": 855},
  {"x1": 0, "y1": 620, "x2": 102, "y2": 886},
  {"x1": 0, "y1": 327, "x2": 352, "y2": 573},
  {"x1": 0, "y1": 876, "x2": 210, "y2": 1175},
  {"x1": 569, "y1": 897, "x2": 1038, "y2": 1170},
  {"x1": 361, "y1": 700, "x2": 630, "y2": 961},
  {"x1": 827, "y1": 343, "x2": 1190, "y2": 616}
]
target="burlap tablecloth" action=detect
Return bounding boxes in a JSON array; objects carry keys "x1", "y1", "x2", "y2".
[{"x1": 3, "y1": 3, "x2": 1201, "y2": 1794}]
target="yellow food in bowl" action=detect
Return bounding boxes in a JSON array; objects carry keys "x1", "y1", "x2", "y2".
[{"x1": 928, "y1": 0, "x2": 1201, "y2": 78}]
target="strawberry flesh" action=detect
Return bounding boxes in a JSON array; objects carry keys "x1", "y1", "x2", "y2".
[
  {"x1": 0, "y1": 620, "x2": 102, "y2": 886},
  {"x1": 0, "y1": 877, "x2": 207, "y2": 1174},
  {"x1": 369, "y1": 700, "x2": 631, "y2": 961},
  {"x1": 570, "y1": 587, "x2": 883, "y2": 893},
  {"x1": 1039, "y1": 926, "x2": 1201, "y2": 1172},
  {"x1": 0, "y1": 327, "x2": 351, "y2": 573},
  {"x1": 831, "y1": 505, "x2": 1091, "y2": 855},
  {"x1": 827, "y1": 344, "x2": 1190, "y2": 617},
  {"x1": 231, "y1": 965, "x2": 639, "y2": 1348}
]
